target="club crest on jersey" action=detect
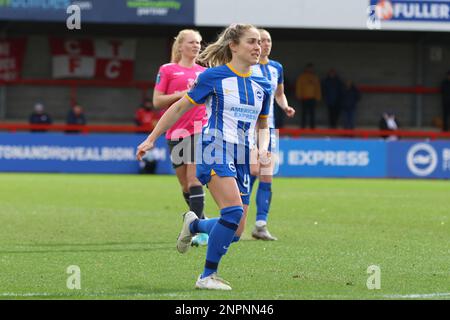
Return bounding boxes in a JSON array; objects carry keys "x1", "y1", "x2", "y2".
[
  {"x1": 228, "y1": 162, "x2": 236, "y2": 173},
  {"x1": 256, "y1": 90, "x2": 263, "y2": 101}
]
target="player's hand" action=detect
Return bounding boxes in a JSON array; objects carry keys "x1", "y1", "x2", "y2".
[
  {"x1": 258, "y1": 149, "x2": 271, "y2": 166},
  {"x1": 284, "y1": 106, "x2": 296, "y2": 118},
  {"x1": 136, "y1": 139, "x2": 154, "y2": 161}
]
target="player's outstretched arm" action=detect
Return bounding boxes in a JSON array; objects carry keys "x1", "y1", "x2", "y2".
[{"x1": 136, "y1": 97, "x2": 194, "y2": 160}]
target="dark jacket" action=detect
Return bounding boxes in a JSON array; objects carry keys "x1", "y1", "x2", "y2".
[
  {"x1": 66, "y1": 111, "x2": 86, "y2": 126},
  {"x1": 321, "y1": 76, "x2": 343, "y2": 106},
  {"x1": 341, "y1": 85, "x2": 360, "y2": 110},
  {"x1": 29, "y1": 113, "x2": 52, "y2": 125}
]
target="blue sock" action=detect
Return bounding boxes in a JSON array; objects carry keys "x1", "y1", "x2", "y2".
[
  {"x1": 231, "y1": 236, "x2": 240, "y2": 243},
  {"x1": 249, "y1": 175, "x2": 257, "y2": 195},
  {"x1": 190, "y1": 218, "x2": 219, "y2": 234},
  {"x1": 256, "y1": 182, "x2": 272, "y2": 222},
  {"x1": 202, "y1": 206, "x2": 243, "y2": 278}
]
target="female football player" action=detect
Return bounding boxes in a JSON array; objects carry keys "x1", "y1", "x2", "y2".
[
  {"x1": 138, "y1": 23, "x2": 271, "y2": 290},
  {"x1": 153, "y1": 29, "x2": 208, "y2": 245},
  {"x1": 249, "y1": 28, "x2": 296, "y2": 241}
]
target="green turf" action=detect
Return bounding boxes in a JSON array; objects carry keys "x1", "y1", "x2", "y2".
[{"x1": 0, "y1": 173, "x2": 448, "y2": 300}]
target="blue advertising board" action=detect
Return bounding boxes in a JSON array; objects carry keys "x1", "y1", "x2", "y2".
[
  {"x1": 370, "y1": 0, "x2": 450, "y2": 23},
  {"x1": 0, "y1": 0, "x2": 194, "y2": 25},
  {"x1": 1, "y1": 133, "x2": 449, "y2": 179},
  {"x1": 387, "y1": 140, "x2": 450, "y2": 179},
  {"x1": 0, "y1": 132, "x2": 174, "y2": 174},
  {"x1": 276, "y1": 138, "x2": 387, "y2": 178}
]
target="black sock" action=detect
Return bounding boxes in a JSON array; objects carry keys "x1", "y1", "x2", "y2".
[
  {"x1": 189, "y1": 186, "x2": 205, "y2": 219},
  {"x1": 182, "y1": 192, "x2": 190, "y2": 208}
]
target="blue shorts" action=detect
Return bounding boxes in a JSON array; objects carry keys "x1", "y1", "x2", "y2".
[{"x1": 196, "y1": 139, "x2": 251, "y2": 205}]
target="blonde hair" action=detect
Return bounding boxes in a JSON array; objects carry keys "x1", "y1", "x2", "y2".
[
  {"x1": 197, "y1": 23, "x2": 257, "y2": 67},
  {"x1": 258, "y1": 28, "x2": 272, "y2": 40},
  {"x1": 171, "y1": 29, "x2": 202, "y2": 63}
]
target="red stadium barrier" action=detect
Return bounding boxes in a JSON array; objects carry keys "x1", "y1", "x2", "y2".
[
  {"x1": 1, "y1": 79, "x2": 446, "y2": 138},
  {"x1": 1, "y1": 123, "x2": 449, "y2": 139},
  {"x1": 278, "y1": 128, "x2": 450, "y2": 139},
  {"x1": 357, "y1": 85, "x2": 440, "y2": 94}
]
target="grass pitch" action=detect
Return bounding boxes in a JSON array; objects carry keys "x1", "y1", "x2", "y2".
[{"x1": 0, "y1": 173, "x2": 448, "y2": 300}]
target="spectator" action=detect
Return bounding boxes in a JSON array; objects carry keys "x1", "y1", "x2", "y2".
[
  {"x1": 134, "y1": 98, "x2": 160, "y2": 131},
  {"x1": 441, "y1": 70, "x2": 450, "y2": 131},
  {"x1": 66, "y1": 104, "x2": 86, "y2": 133},
  {"x1": 379, "y1": 111, "x2": 400, "y2": 140},
  {"x1": 295, "y1": 63, "x2": 321, "y2": 129},
  {"x1": 341, "y1": 80, "x2": 360, "y2": 130},
  {"x1": 322, "y1": 69, "x2": 343, "y2": 128},
  {"x1": 29, "y1": 102, "x2": 52, "y2": 132}
]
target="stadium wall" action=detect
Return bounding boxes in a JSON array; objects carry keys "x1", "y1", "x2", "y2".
[
  {"x1": 4, "y1": 34, "x2": 169, "y2": 123},
  {"x1": 2, "y1": 31, "x2": 448, "y2": 128}
]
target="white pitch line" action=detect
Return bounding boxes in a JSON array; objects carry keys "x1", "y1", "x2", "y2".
[
  {"x1": 383, "y1": 293, "x2": 450, "y2": 299},
  {"x1": 0, "y1": 292, "x2": 190, "y2": 298},
  {"x1": 2, "y1": 292, "x2": 450, "y2": 299}
]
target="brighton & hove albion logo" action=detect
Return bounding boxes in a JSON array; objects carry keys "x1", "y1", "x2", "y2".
[
  {"x1": 406, "y1": 143, "x2": 438, "y2": 177},
  {"x1": 256, "y1": 90, "x2": 263, "y2": 101}
]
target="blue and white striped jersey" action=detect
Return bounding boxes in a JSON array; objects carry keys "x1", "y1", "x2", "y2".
[
  {"x1": 186, "y1": 63, "x2": 272, "y2": 147},
  {"x1": 251, "y1": 59, "x2": 284, "y2": 129}
]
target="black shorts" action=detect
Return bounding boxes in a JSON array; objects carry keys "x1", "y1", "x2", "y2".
[{"x1": 167, "y1": 134, "x2": 198, "y2": 169}]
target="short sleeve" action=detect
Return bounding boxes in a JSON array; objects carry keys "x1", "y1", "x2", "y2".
[
  {"x1": 277, "y1": 63, "x2": 284, "y2": 85},
  {"x1": 259, "y1": 93, "x2": 270, "y2": 119},
  {"x1": 185, "y1": 69, "x2": 214, "y2": 105},
  {"x1": 154, "y1": 65, "x2": 169, "y2": 93},
  {"x1": 259, "y1": 81, "x2": 272, "y2": 119}
]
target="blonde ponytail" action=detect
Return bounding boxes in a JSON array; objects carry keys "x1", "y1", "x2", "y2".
[{"x1": 198, "y1": 23, "x2": 257, "y2": 67}]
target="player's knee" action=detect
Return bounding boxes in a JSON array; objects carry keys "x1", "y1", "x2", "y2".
[{"x1": 220, "y1": 206, "x2": 243, "y2": 226}]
